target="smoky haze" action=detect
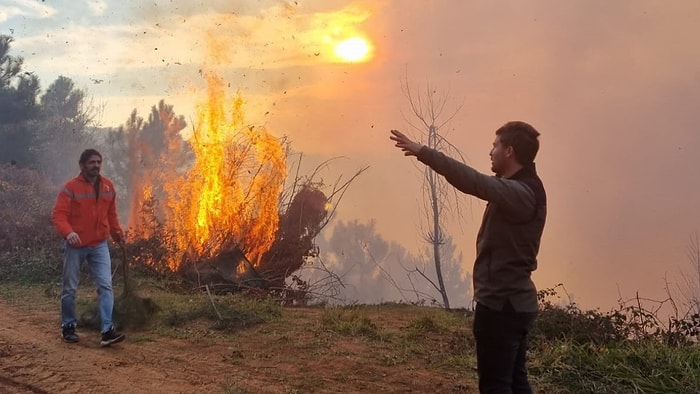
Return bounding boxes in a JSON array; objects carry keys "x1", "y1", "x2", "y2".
[
  {"x1": 3, "y1": 1, "x2": 700, "y2": 311},
  {"x1": 268, "y1": 1, "x2": 700, "y2": 311}
]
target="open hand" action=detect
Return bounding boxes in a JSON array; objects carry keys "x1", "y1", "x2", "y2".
[{"x1": 390, "y1": 129, "x2": 423, "y2": 157}]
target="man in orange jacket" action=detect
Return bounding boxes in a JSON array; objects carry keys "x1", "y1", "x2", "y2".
[{"x1": 52, "y1": 149, "x2": 126, "y2": 347}]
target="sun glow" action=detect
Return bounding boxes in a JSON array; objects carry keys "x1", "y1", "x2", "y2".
[{"x1": 334, "y1": 37, "x2": 372, "y2": 63}]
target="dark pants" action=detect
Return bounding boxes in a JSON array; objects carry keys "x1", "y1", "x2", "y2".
[{"x1": 473, "y1": 301, "x2": 537, "y2": 394}]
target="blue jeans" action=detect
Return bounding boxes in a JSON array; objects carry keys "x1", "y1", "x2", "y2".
[
  {"x1": 61, "y1": 240, "x2": 115, "y2": 334},
  {"x1": 473, "y1": 301, "x2": 537, "y2": 394}
]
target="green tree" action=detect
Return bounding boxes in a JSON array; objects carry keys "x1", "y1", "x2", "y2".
[
  {"x1": 99, "y1": 124, "x2": 130, "y2": 220},
  {"x1": 0, "y1": 35, "x2": 40, "y2": 165},
  {"x1": 33, "y1": 76, "x2": 98, "y2": 183},
  {"x1": 98, "y1": 101, "x2": 190, "y2": 228}
]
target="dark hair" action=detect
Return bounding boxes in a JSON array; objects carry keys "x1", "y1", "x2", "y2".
[
  {"x1": 495, "y1": 121, "x2": 540, "y2": 165},
  {"x1": 79, "y1": 149, "x2": 102, "y2": 164}
]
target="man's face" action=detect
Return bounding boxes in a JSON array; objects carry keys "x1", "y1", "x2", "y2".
[
  {"x1": 489, "y1": 136, "x2": 508, "y2": 176},
  {"x1": 80, "y1": 155, "x2": 102, "y2": 177}
]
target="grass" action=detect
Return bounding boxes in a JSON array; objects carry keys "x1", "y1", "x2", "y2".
[
  {"x1": 1, "y1": 275, "x2": 700, "y2": 393},
  {"x1": 531, "y1": 339, "x2": 700, "y2": 394}
]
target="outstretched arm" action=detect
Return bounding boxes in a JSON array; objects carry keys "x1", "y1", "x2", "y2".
[
  {"x1": 390, "y1": 129, "x2": 536, "y2": 220},
  {"x1": 389, "y1": 129, "x2": 424, "y2": 157}
]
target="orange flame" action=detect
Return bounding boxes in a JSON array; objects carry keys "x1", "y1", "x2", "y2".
[{"x1": 131, "y1": 73, "x2": 287, "y2": 271}]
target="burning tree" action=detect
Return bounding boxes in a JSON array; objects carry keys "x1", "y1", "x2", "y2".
[
  {"x1": 258, "y1": 183, "x2": 328, "y2": 287},
  {"x1": 118, "y1": 73, "x2": 357, "y2": 299}
]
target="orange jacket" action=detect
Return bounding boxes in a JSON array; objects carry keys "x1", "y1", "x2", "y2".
[{"x1": 52, "y1": 174, "x2": 123, "y2": 247}]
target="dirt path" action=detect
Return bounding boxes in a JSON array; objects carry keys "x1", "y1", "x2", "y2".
[
  {"x1": 0, "y1": 300, "x2": 477, "y2": 394},
  {"x1": 0, "y1": 300, "x2": 256, "y2": 393}
]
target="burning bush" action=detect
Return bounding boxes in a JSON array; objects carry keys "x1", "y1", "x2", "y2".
[
  {"x1": 124, "y1": 181, "x2": 330, "y2": 295},
  {"x1": 109, "y1": 73, "x2": 365, "y2": 303}
]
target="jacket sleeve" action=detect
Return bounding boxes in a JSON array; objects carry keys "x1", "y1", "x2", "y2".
[
  {"x1": 52, "y1": 186, "x2": 74, "y2": 238},
  {"x1": 417, "y1": 146, "x2": 536, "y2": 221}
]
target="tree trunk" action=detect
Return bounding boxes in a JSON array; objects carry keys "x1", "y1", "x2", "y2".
[{"x1": 428, "y1": 125, "x2": 450, "y2": 309}]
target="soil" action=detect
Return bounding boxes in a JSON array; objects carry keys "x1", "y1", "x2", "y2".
[{"x1": 0, "y1": 298, "x2": 478, "y2": 394}]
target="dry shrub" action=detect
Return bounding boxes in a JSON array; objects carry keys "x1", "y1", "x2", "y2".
[
  {"x1": 0, "y1": 163, "x2": 61, "y2": 283},
  {"x1": 258, "y1": 184, "x2": 328, "y2": 288},
  {"x1": 533, "y1": 284, "x2": 700, "y2": 346},
  {"x1": 0, "y1": 164, "x2": 57, "y2": 248}
]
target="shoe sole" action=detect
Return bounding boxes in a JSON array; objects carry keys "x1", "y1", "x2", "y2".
[
  {"x1": 100, "y1": 334, "x2": 125, "y2": 347},
  {"x1": 63, "y1": 337, "x2": 79, "y2": 343}
]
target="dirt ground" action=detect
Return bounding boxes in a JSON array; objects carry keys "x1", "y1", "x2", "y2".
[{"x1": 0, "y1": 298, "x2": 478, "y2": 394}]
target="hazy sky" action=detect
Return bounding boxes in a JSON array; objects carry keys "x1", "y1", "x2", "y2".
[{"x1": 3, "y1": 0, "x2": 700, "y2": 311}]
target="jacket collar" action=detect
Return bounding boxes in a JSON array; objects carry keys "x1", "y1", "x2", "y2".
[{"x1": 509, "y1": 162, "x2": 537, "y2": 180}]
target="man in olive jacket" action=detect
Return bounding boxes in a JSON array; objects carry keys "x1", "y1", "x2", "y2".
[{"x1": 390, "y1": 121, "x2": 546, "y2": 394}]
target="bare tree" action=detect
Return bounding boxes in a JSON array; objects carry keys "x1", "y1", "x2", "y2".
[{"x1": 401, "y1": 74, "x2": 469, "y2": 309}]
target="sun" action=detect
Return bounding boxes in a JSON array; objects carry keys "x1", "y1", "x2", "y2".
[{"x1": 333, "y1": 37, "x2": 372, "y2": 63}]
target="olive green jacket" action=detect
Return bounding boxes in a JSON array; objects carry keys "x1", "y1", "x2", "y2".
[{"x1": 417, "y1": 147, "x2": 547, "y2": 312}]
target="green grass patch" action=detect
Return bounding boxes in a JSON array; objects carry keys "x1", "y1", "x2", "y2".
[
  {"x1": 531, "y1": 338, "x2": 700, "y2": 393},
  {"x1": 320, "y1": 306, "x2": 386, "y2": 340}
]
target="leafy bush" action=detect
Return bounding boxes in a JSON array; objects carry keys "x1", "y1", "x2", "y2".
[
  {"x1": 534, "y1": 284, "x2": 700, "y2": 346},
  {"x1": 533, "y1": 284, "x2": 627, "y2": 345},
  {"x1": 0, "y1": 248, "x2": 61, "y2": 284}
]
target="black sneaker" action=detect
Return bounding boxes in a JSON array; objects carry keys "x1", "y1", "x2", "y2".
[
  {"x1": 62, "y1": 325, "x2": 79, "y2": 343},
  {"x1": 100, "y1": 327, "x2": 125, "y2": 347}
]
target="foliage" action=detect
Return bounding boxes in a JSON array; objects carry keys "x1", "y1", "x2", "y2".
[
  {"x1": 0, "y1": 35, "x2": 41, "y2": 165},
  {"x1": 33, "y1": 75, "x2": 98, "y2": 184},
  {"x1": 98, "y1": 101, "x2": 191, "y2": 229},
  {"x1": 534, "y1": 284, "x2": 700, "y2": 347},
  {"x1": 0, "y1": 248, "x2": 61, "y2": 285},
  {"x1": 0, "y1": 164, "x2": 61, "y2": 283},
  {"x1": 1, "y1": 35, "x2": 99, "y2": 177},
  {"x1": 533, "y1": 284, "x2": 627, "y2": 344}
]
